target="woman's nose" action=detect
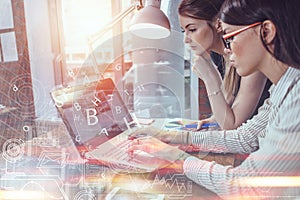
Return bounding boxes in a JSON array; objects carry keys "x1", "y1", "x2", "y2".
[
  {"x1": 183, "y1": 34, "x2": 191, "y2": 44},
  {"x1": 224, "y1": 47, "x2": 231, "y2": 55}
]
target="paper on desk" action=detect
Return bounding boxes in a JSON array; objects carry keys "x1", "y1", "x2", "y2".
[
  {"x1": 164, "y1": 118, "x2": 219, "y2": 130},
  {"x1": 164, "y1": 118, "x2": 198, "y2": 130},
  {"x1": 137, "y1": 118, "x2": 155, "y2": 125}
]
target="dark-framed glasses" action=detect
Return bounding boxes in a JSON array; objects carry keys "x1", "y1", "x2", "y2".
[{"x1": 222, "y1": 22, "x2": 262, "y2": 49}]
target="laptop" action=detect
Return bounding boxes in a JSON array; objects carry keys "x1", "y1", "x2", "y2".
[{"x1": 50, "y1": 78, "x2": 169, "y2": 173}]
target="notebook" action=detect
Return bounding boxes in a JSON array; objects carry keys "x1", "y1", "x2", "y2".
[{"x1": 50, "y1": 78, "x2": 168, "y2": 173}]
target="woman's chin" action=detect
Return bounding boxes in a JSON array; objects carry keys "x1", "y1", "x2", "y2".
[
  {"x1": 194, "y1": 50, "x2": 210, "y2": 58},
  {"x1": 236, "y1": 68, "x2": 251, "y2": 77}
]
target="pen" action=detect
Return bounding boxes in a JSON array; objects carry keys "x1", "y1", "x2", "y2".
[
  {"x1": 200, "y1": 123, "x2": 219, "y2": 128},
  {"x1": 184, "y1": 123, "x2": 219, "y2": 129},
  {"x1": 184, "y1": 124, "x2": 198, "y2": 129}
]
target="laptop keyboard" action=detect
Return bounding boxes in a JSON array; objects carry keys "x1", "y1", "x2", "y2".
[
  {"x1": 84, "y1": 137, "x2": 156, "y2": 172},
  {"x1": 106, "y1": 139, "x2": 132, "y2": 161}
]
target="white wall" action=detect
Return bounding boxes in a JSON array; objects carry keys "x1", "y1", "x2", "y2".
[
  {"x1": 164, "y1": 0, "x2": 199, "y2": 120},
  {"x1": 24, "y1": 0, "x2": 58, "y2": 120}
]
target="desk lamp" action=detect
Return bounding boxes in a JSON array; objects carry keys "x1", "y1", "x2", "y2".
[
  {"x1": 130, "y1": 0, "x2": 171, "y2": 39},
  {"x1": 87, "y1": 0, "x2": 171, "y2": 74},
  {"x1": 88, "y1": 0, "x2": 170, "y2": 44}
]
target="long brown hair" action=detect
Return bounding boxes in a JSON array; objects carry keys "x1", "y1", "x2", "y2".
[
  {"x1": 221, "y1": 0, "x2": 300, "y2": 69},
  {"x1": 179, "y1": 0, "x2": 241, "y2": 102},
  {"x1": 223, "y1": 63, "x2": 240, "y2": 103}
]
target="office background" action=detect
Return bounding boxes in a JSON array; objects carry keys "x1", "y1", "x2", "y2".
[{"x1": 0, "y1": 0, "x2": 213, "y2": 148}]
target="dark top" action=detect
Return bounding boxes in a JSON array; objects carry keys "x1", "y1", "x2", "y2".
[
  {"x1": 210, "y1": 51, "x2": 225, "y2": 79},
  {"x1": 253, "y1": 79, "x2": 272, "y2": 116}
]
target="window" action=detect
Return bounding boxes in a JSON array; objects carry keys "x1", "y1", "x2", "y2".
[
  {"x1": 0, "y1": 0, "x2": 35, "y2": 146},
  {"x1": 51, "y1": 0, "x2": 134, "y2": 86}
]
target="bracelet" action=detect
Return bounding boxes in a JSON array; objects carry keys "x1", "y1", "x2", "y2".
[
  {"x1": 208, "y1": 88, "x2": 222, "y2": 97},
  {"x1": 181, "y1": 131, "x2": 184, "y2": 144},
  {"x1": 186, "y1": 131, "x2": 190, "y2": 145}
]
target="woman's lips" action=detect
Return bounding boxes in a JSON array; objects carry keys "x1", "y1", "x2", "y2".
[{"x1": 230, "y1": 60, "x2": 235, "y2": 67}]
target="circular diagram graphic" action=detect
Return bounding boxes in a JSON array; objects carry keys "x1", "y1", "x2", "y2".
[
  {"x1": 2, "y1": 138, "x2": 25, "y2": 162},
  {"x1": 73, "y1": 190, "x2": 96, "y2": 200}
]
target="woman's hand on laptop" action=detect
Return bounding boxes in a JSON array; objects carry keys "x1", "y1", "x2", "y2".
[
  {"x1": 128, "y1": 136, "x2": 189, "y2": 163},
  {"x1": 129, "y1": 127, "x2": 182, "y2": 144}
]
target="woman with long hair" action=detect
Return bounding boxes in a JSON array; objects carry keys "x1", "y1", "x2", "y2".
[
  {"x1": 130, "y1": 0, "x2": 300, "y2": 198},
  {"x1": 178, "y1": 0, "x2": 271, "y2": 129}
]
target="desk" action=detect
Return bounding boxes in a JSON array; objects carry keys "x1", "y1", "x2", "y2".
[
  {"x1": 108, "y1": 172, "x2": 222, "y2": 200},
  {"x1": 0, "y1": 120, "x2": 234, "y2": 199}
]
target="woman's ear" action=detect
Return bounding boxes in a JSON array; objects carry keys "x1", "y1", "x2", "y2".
[
  {"x1": 215, "y1": 18, "x2": 223, "y2": 33},
  {"x1": 261, "y1": 20, "x2": 276, "y2": 44}
]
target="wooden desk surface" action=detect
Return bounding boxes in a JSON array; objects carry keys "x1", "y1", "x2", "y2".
[
  {"x1": 108, "y1": 172, "x2": 222, "y2": 200},
  {"x1": 101, "y1": 151, "x2": 233, "y2": 200}
]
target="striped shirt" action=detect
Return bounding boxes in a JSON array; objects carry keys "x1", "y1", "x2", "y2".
[{"x1": 183, "y1": 67, "x2": 300, "y2": 199}]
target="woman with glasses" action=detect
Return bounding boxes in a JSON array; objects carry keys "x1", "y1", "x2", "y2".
[
  {"x1": 179, "y1": 0, "x2": 271, "y2": 130},
  {"x1": 130, "y1": 0, "x2": 300, "y2": 198}
]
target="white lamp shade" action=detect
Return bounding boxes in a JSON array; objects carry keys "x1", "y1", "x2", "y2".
[{"x1": 130, "y1": 5, "x2": 171, "y2": 39}]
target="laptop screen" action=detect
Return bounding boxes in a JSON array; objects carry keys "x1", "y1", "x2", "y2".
[{"x1": 51, "y1": 78, "x2": 135, "y2": 149}]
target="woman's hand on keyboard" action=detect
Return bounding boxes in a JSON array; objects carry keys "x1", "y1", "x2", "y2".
[
  {"x1": 130, "y1": 127, "x2": 181, "y2": 144},
  {"x1": 128, "y1": 136, "x2": 189, "y2": 163}
]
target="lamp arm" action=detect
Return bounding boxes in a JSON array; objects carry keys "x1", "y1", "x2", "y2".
[
  {"x1": 87, "y1": 1, "x2": 142, "y2": 74},
  {"x1": 88, "y1": 2, "x2": 142, "y2": 44}
]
